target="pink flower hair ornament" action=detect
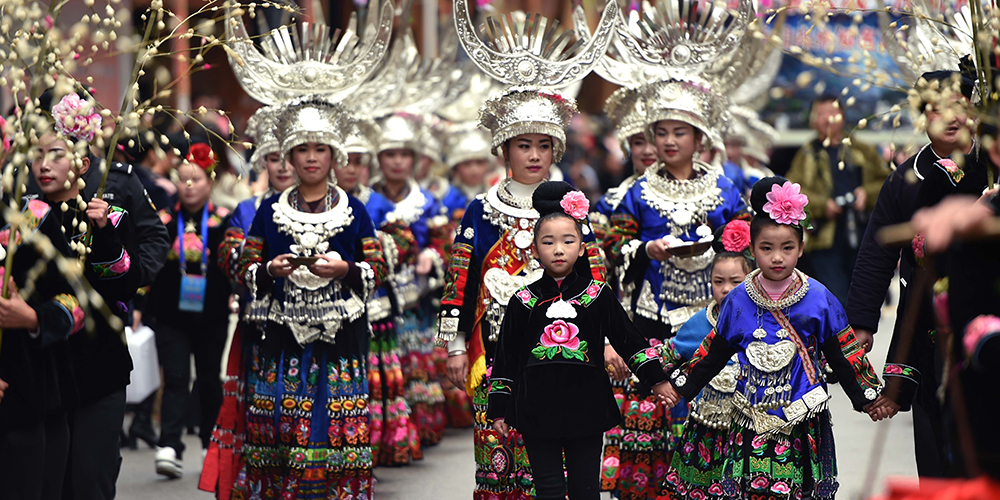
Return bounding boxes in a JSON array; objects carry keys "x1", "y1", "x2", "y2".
[
  {"x1": 559, "y1": 190, "x2": 590, "y2": 220},
  {"x1": 52, "y1": 93, "x2": 102, "y2": 143},
  {"x1": 720, "y1": 220, "x2": 751, "y2": 253},
  {"x1": 761, "y1": 181, "x2": 812, "y2": 229}
]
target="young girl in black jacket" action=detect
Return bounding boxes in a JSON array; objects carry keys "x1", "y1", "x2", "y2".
[{"x1": 487, "y1": 182, "x2": 674, "y2": 500}]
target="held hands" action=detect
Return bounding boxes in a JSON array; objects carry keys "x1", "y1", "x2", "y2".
[
  {"x1": 446, "y1": 353, "x2": 470, "y2": 388},
  {"x1": 86, "y1": 198, "x2": 110, "y2": 229},
  {"x1": 308, "y1": 254, "x2": 349, "y2": 279},
  {"x1": 864, "y1": 395, "x2": 900, "y2": 422},
  {"x1": 854, "y1": 329, "x2": 874, "y2": 353},
  {"x1": 652, "y1": 381, "x2": 682, "y2": 409},
  {"x1": 604, "y1": 345, "x2": 630, "y2": 381},
  {"x1": 0, "y1": 279, "x2": 38, "y2": 331},
  {"x1": 493, "y1": 418, "x2": 510, "y2": 438}
]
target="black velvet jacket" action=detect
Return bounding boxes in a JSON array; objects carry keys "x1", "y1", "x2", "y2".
[{"x1": 487, "y1": 270, "x2": 667, "y2": 439}]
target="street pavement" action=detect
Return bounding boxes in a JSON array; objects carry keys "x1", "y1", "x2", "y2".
[{"x1": 117, "y1": 293, "x2": 915, "y2": 499}]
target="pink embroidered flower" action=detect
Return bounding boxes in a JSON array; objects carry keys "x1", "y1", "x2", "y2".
[
  {"x1": 698, "y1": 442, "x2": 711, "y2": 464},
  {"x1": 771, "y1": 481, "x2": 792, "y2": 494},
  {"x1": 884, "y1": 364, "x2": 903, "y2": 374},
  {"x1": 645, "y1": 348, "x2": 658, "y2": 359},
  {"x1": 708, "y1": 484, "x2": 725, "y2": 495},
  {"x1": 540, "y1": 320, "x2": 580, "y2": 350},
  {"x1": 638, "y1": 400, "x2": 656, "y2": 413},
  {"x1": 683, "y1": 442, "x2": 695, "y2": 454},
  {"x1": 109, "y1": 250, "x2": 131, "y2": 275},
  {"x1": 964, "y1": 314, "x2": 1000, "y2": 358},
  {"x1": 721, "y1": 220, "x2": 751, "y2": 253},
  {"x1": 666, "y1": 471, "x2": 680, "y2": 485},
  {"x1": 52, "y1": 93, "x2": 102, "y2": 143},
  {"x1": 750, "y1": 476, "x2": 770, "y2": 490},
  {"x1": 762, "y1": 181, "x2": 809, "y2": 226},
  {"x1": 559, "y1": 190, "x2": 590, "y2": 220},
  {"x1": 751, "y1": 435, "x2": 767, "y2": 450},
  {"x1": 517, "y1": 289, "x2": 532, "y2": 303},
  {"x1": 586, "y1": 284, "x2": 600, "y2": 298},
  {"x1": 939, "y1": 158, "x2": 960, "y2": 173},
  {"x1": 774, "y1": 439, "x2": 790, "y2": 455},
  {"x1": 603, "y1": 456, "x2": 619, "y2": 468},
  {"x1": 632, "y1": 472, "x2": 648, "y2": 489},
  {"x1": 690, "y1": 489, "x2": 708, "y2": 500}
]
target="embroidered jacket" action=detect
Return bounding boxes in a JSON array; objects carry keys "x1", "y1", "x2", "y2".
[
  {"x1": 671, "y1": 269, "x2": 882, "y2": 439},
  {"x1": 236, "y1": 186, "x2": 388, "y2": 345},
  {"x1": 0, "y1": 199, "x2": 86, "y2": 428},
  {"x1": 486, "y1": 271, "x2": 667, "y2": 438},
  {"x1": 371, "y1": 180, "x2": 449, "y2": 306},
  {"x1": 435, "y1": 183, "x2": 607, "y2": 395},
  {"x1": 590, "y1": 173, "x2": 640, "y2": 250},
  {"x1": 357, "y1": 185, "x2": 402, "y2": 323},
  {"x1": 658, "y1": 303, "x2": 739, "y2": 428},
  {"x1": 606, "y1": 162, "x2": 748, "y2": 330}
]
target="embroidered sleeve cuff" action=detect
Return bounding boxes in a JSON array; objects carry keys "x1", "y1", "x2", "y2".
[
  {"x1": 486, "y1": 378, "x2": 514, "y2": 421},
  {"x1": 90, "y1": 248, "x2": 132, "y2": 279}
]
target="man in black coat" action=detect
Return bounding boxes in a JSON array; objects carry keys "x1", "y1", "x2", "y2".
[{"x1": 845, "y1": 70, "x2": 977, "y2": 478}]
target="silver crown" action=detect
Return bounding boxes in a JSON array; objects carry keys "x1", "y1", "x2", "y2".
[
  {"x1": 641, "y1": 77, "x2": 729, "y2": 156},
  {"x1": 603, "y1": 85, "x2": 647, "y2": 148},
  {"x1": 376, "y1": 113, "x2": 422, "y2": 153},
  {"x1": 224, "y1": 0, "x2": 394, "y2": 105},
  {"x1": 444, "y1": 122, "x2": 493, "y2": 169},
  {"x1": 453, "y1": 0, "x2": 619, "y2": 88},
  {"x1": 343, "y1": 112, "x2": 380, "y2": 158},
  {"x1": 479, "y1": 86, "x2": 578, "y2": 163},
  {"x1": 277, "y1": 96, "x2": 350, "y2": 168},
  {"x1": 703, "y1": 13, "x2": 784, "y2": 109},
  {"x1": 246, "y1": 105, "x2": 282, "y2": 173}
]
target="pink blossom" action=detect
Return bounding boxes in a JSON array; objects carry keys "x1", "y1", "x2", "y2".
[
  {"x1": 698, "y1": 442, "x2": 711, "y2": 464},
  {"x1": 52, "y1": 93, "x2": 102, "y2": 143},
  {"x1": 683, "y1": 442, "x2": 695, "y2": 454},
  {"x1": 517, "y1": 289, "x2": 532, "y2": 303},
  {"x1": 774, "y1": 439, "x2": 790, "y2": 455},
  {"x1": 603, "y1": 456, "x2": 619, "y2": 468},
  {"x1": 721, "y1": 220, "x2": 751, "y2": 253},
  {"x1": 586, "y1": 284, "x2": 600, "y2": 297},
  {"x1": 708, "y1": 484, "x2": 725, "y2": 495},
  {"x1": 690, "y1": 489, "x2": 707, "y2": 500},
  {"x1": 884, "y1": 364, "x2": 903, "y2": 374},
  {"x1": 751, "y1": 435, "x2": 767, "y2": 450},
  {"x1": 43, "y1": 15, "x2": 53, "y2": 30},
  {"x1": 645, "y1": 348, "x2": 658, "y2": 358},
  {"x1": 540, "y1": 320, "x2": 580, "y2": 350},
  {"x1": 638, "y1": 400, "x2": 656, "y2": 413},
  {"x1": 559, "y1": 190, "x2": 590, "y2": 220},
  {"x1": 964, "y1": 314, "x2": 1000, "y2": 358},
  {"x1": 762, "y1": 181, "x2": 809, "y2": 226},
  {"x1": 202, "y1": 63, "x2": 212, "y2": 70}
]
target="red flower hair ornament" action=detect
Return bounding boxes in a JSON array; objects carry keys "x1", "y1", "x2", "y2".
[
  {"x1": 721, "y1": 219, "x2": 751, "y2": 253},
  {"x1": 186, "y1": 143, "x2": 217, "y2": 172}
]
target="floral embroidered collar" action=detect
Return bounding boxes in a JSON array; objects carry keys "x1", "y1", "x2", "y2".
[{"x1": 515, "y1": 270, "x2": 605, "y2": 312}]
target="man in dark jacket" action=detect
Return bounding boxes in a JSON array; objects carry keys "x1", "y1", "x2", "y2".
[{"x1": 845, "y1": 71, "x2": 977, "y2": 478}]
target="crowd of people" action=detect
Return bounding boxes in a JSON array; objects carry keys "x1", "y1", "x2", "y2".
[{"x1": 1, "y1": 1, "x2": 1000, "y2": 500}]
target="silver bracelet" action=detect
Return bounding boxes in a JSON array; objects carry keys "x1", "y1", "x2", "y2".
[{"x1": 448, "y1": 350, "x2": 467, "y2": 357}]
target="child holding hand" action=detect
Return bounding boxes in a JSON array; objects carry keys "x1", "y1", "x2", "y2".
[
  {"x1": 487, "y1": 182, "x2": 674, "y2": 500},
  {"x1": 659, "y1": 177, "x2": 895, "y2": 500}
]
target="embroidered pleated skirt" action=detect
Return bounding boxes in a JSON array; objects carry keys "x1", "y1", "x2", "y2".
[
  {"x1": 473, "y1": 376, "x2": 534, "y2": 500},
  {"x1": 233, "y1": 321, "x2": 373, "y2": 500},
  {"x1": 398, "y1": 307, "x2": 446, "y2": 446},
  {"x1": 367, "y1": 317, "x2": 422, "y2": 465}
]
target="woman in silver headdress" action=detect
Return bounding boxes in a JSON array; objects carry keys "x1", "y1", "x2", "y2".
[
  {"x1": 229, "y1": 97, "x2": 388, "y2": 499},
  {"x1": 337, "y1": 112, "x2": 422, "y2": 466},
  {"x1": 437, "y1": 86, "x2": 607, "y2": 499},
  {"x1": 370, "y1": 111, "x2": 450, "y2": 448},
  {"x1": 603, "y1": 78, "x2": 749, "y2": 499}
]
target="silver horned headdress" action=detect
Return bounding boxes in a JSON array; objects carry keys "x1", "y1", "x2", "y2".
[
  {"x1": 454, "y1": 0, "x2": 619, "y2": 89},
  {"x1": 343, "y1": 112, "x2": 380, "y2": 161},
  {"x1": 277, "y1": 97, "x2": 350, "y2": 168},
  {"x1": 604, "y1": 85, "x2": 646, "y2": 150},
  {"x1": 479, "y1": 87, "x2": 578, "y2": 163},
  {"x1": 246, "y1": 105, "x2": 282, "y2": 173},
  {"x1": 224, "y1": 0, "x2": 394, "y2": 105},
  {"x1": 445, "y1": 122, "x2": 493, "y2": 169}
]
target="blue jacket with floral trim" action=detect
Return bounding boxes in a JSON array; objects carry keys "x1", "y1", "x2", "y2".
[{"x1": 486, "y1": 270, "x2": 668, "y2": 438}]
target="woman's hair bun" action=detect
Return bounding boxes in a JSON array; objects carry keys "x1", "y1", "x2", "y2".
[
  {"x1": 531, "y1": 180, "x2": 575, "y2": 217},
  {"x1": 712, "y1": 224, "x2": 727, "y2": 254},
  {"x1": 749, "y1": 175, "x2": 789, "y2": 214}
]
